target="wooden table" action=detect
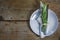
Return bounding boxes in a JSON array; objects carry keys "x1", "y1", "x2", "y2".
[{"x1": 0, "y1": 0, "x2": 60, "y2": 40}]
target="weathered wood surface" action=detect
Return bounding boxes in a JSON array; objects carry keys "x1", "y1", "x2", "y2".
[
  {"x1": 0, "y1": 0, "x2": 60, "y2": 40},
  {"x1": 0, "y1": 21, "x2": 59, "y2": 40},
  {"x1": 0, "y1": 0, "x2": 60, "y2": 20}
]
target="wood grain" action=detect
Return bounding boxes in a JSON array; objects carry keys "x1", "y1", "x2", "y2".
[
  {"x1": 0, "y1": 0, "x2": 60, "y2": 40},
  {"x1": 0, "y1": 0, "x2": 60, "y2": 21},
  {"x1": 0, "y1": 21, "x2": 59, "y2": 40}
]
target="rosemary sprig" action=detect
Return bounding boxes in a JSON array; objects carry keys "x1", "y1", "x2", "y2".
[{"x1": 40, "y1": 1, "x2": 48, "y2": 34}]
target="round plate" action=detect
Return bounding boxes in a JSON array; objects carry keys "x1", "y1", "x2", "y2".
[{"x1": 30, "y1": 9, "x2": 58, "y2": 37}]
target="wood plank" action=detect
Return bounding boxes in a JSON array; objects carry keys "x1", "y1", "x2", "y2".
[
  {"x1": 0, "y1": 0, "x2": 60, "y2": 20},
  {"x1": 0, "y1": 21, "x2": 59, "y2": 40},
  {"x1": 0, "y1": 0, "x2": 36, "y2": 20},
  {"x1": 0, "y1": 21, "x2": 37, "y2": 40}
]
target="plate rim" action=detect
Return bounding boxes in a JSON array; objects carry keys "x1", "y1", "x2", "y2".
[{"x1": 29, "y1": 9, "x2": 58, "y2": 36}]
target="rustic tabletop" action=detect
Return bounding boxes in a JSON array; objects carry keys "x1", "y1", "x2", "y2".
[{"x1": 0, "y1": 0, "x2": 60, "y2": 40}]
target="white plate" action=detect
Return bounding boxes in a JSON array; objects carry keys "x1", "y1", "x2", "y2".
[{"x1": 30, "y1": 9, "x2": 58, "y2": 38}]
